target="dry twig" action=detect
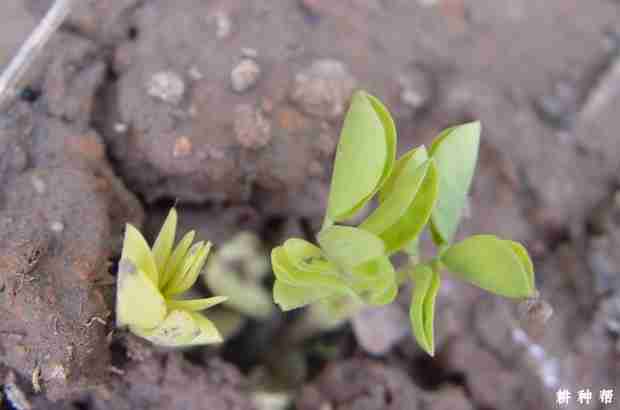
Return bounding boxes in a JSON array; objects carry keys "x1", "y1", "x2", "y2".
[{"x1": 0, "y1": 0, "x2": 74, "y2": 110}]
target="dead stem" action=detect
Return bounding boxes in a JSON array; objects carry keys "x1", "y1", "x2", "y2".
[{"x1": 0, "y1": 0, "x2": 74, "y2": 111}]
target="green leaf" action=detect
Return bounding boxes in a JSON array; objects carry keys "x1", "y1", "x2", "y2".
[
  {"x1": 122, "y1": 224, "x2": 159, "y2": 286},
  {"x1": 409, "y1": 265, "x2": 440, "y2": 356},
  {"x1": 273, "y1": 279, "x2": 332, "y2": 311},
  {"x1": 366, "y1": 93, "x2": 397, "y2": 189},
  {"x1": 429, "y1": 122, "x2": 481, "y2": 244},
  {"x1": 116, "y1": 260, "x2": 166, "y2": 329},
  {"x1": 165, "y1": 242, "x2": 212, "y2": 296},
  {"x1": 186, "y1": 312, "x2": 223, "y2": 345},
  {"x1": 283, "y1": 238, "x2": 336, "y2": 273},
  {"x1": 378, "y1": 160, "x2": 439, "y2": 253},
  {"x1": 378, "y1": 146, "x2": 428, "y2": 203},
  {"x1": 506, "y1": 240, "x2": 535, "y2": 292},
  {"x1": 440, "y1": 235, "x2": 536, "y2": 298},
  {"x1": 404, "y1": 236, "x2": 420, "y2": 258},
  {"x1": 132, "y1": 309, "x2": 201, "y2": 346},
  {"x1": 162, "y1": 241, "x2": 203, "y2": 295},
  {"x1": 351, "y1": 256, "x2": 398, "y2": 305},
  {"x1": 325, "y1": 91, "x2": 395, "y2": 223},
  {"x1": 206, "y1": 264, "x2": 275, "y2": 318},
  {"x1": 315, "y1": 295, "x2": 365, "y2": 328},
  {"x1": 361, "y1": 155, "x2": 429, "y2": 236},
  {"x1": 317, "y1": 225, "x2": 386, "y2": 270},
  {"x1": 161, "y1": 230, "x2": 196, "y2": 288},
  {"x1": 271, "y1": 246, "x2": 351, "y2": 293},
  {"x1": 152, "y1": 208, "x2": 177, "y2": 274},
  {"x1": 165, "y1": 296, "x2": 227, "y2": 312}
]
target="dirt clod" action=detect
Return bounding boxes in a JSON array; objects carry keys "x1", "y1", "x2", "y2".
[
  {"x1": 234, "y1": 104, "x2": 272, "y2": 148},
  {"x1": 231, "y1": 59, "x2": 261, "y2": 93},
  {"x1": 297, "y1": 359, "x2": 420, "y2": 410},
  {"x1": 352, "y1": 305, "x2": 409, "y2": 355},
  {"x1": 0, "y1": 102, "x2": 143, "y2": 400},
  {"x1": 211, "y1": 11, "x2": 233, "y2": 39},
  {"x1": 89, "y1": 354, "x2": 256, "y2": 410},
  {"x1": 173, "y1": 136, "x2": 193, "y2": 158},
  {"x1": 397, "y1": 66, "x2": 434, "y2": 117},
  {"x1": 147, "y1": 71, "x2": 186, "y2": 105}
]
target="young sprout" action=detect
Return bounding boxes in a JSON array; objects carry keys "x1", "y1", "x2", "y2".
[
  {"x1": 116, "y1": 208, "x2": 227, "y2": 346},
  {"x1": 272, "y1": 90, "x2": 538, "y2": 356},
  {"x1": 203, "y1": 231, "x2": 274, "y2": 319}
]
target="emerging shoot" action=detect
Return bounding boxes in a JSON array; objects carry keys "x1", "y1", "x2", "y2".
[
  {"x1": 116, "y1": 208, "x2": 226, "y2": 347},
  {"x1": 271, "y1": 90, "x2": 537, "y2": 356}
]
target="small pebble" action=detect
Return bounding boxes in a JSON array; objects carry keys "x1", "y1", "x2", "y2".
[
  {"x1": 518, "y1": 296, "x2": 553, "y2": 335},
  {"x1": 600, "y1": 296, "x2": 620, "y2": 334},
  {"x1": 587, "y1": 239, "x2": 619, "y2": 295},
  {"x1": 45, "y1": 364, "x2": 68, "y2": 381},
  {"x1": 540, "y1": 357, "x2": 560, "y2": 389},
  {"x1": 234, "y1": 105, "x2": 271, "y2": 148},
  {"x1": 534, "y1": 81, "x2": 578, "y2": 128},
  {"x1": 528, "y1": 344, "x2": 545, "y2": 361},
  {"x1": 401, "y1": 89, "x2": 425, "y2": 109},
  {"x1": 188, "y1": 66, "x2": 204, "y2": 80},
  {"x1": 398, "y1": 68, "x2": 433, "y2": 115},
  {"x1": 511, "y1": 328, "x2": 529, "y2": 346},
  {"x1": 30, "y1": 175, "x2": 46, "y2": 194},
  {"x1": 114, "y1": 122, "x2": 128, "y2": 133},
  {"x1": 241, "y1": 47, "x2": 258, "y2": 58},
  {"x1": 261, "y1": 97, "x2": 274, "y2": 114},
  {"x1": 231, "y1": 59, "x2": 261, "y2": 93},
  {"x1": 290, "y1": 59, "x2": 357, "y2": 119},
  {"x1": 213, "y1": 11, "x2": 232, "y2": 39},
  {"x1": 50, "y1": 221, "x2": 64, "y2": 233},
  {"x1": 147, "y1": 71, "x2": 186, "y2": 105},
  {"x1": 173, "y1": 136, "x2": 193, "y2": 158},
  {"x1": 351, "y1": 304, "x2": 409, "y2": 355}
]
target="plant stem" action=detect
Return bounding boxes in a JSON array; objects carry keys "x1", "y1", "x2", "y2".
[{"x1": 0, "y1": 0, "x2": 74, "y2": 111}]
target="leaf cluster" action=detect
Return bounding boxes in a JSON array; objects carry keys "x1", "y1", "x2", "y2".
[
  {"x1": 116, "y1": 209, "x2": 226, "y2": 346},
  {"x1": 272, "y1": 91, "x2": 537, "y2": 355}
]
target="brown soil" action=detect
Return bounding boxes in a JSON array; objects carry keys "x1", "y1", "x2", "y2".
[{"x1": 1, "y1": 1, "x2": 620, "y2": 409}]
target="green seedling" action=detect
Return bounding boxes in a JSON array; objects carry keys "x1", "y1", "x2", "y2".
[
  {"x1": 204, "y1": 231, "x2": 274, "y2": 320},
  {"x1": 116, "y1": 208, "x2": 227, "y2": 346},
  {"x1": 271, "y1": 90, "x2": 537, "y2": 356}
]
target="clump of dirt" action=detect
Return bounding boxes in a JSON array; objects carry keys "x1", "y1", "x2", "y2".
[
  {"x1": 0, "y1": 101, "x2": 142, "y2": 400},
  {"x1": 99, "y1": 0, "x2": 342, "y2": 222},
  {"x1": 297, "y1": 359, "x2": 421, "y2": 410},
  {"x1": 297, "y1": 358, "x2": 474, "y2": 410},
  {"x1": 86, "y1": 344, "x2": 256, "y2": 410},
  {"x1": 41, "y1": 33, "x2": 106, "y2": 127},
  {"x1": 5, "y1": 338, "x2": 257, "y2": 410}
]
